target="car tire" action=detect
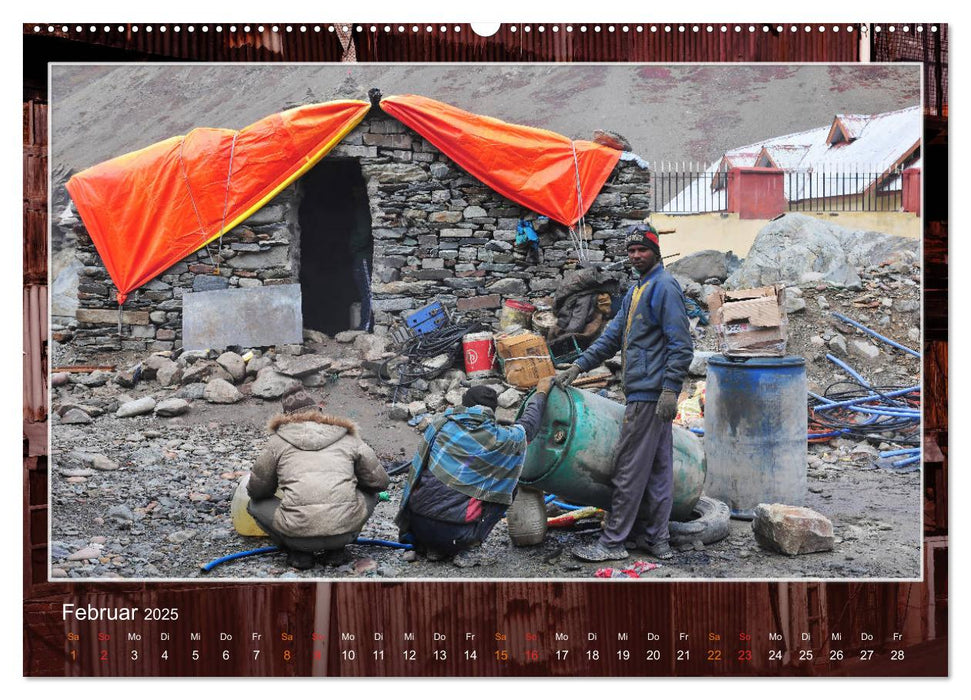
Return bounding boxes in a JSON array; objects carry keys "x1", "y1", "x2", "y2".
[{"x1": 669, "y1": 495, "x2": 730, "y2": 546}]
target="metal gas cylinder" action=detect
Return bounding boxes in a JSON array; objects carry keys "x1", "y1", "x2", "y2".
[{"x1": 517, "y1": 385, "x2": 706, "y2": 521}]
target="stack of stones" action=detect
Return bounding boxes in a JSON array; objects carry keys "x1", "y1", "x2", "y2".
[{"x1": 69, "y1": 111, "x2": 650, "y2": 353}]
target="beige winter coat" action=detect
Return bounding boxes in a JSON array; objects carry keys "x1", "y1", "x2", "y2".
[{"x1": 247, "y1": 411, "x2": 389, "y2": 538}]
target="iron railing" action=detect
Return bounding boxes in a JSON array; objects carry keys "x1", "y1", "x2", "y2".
[
  {"x1": 652, "y1": 162, "x2": 913, "y2": 214},
  {"x1": 785, "y1": 164, "x2": 906, "y2": 212}
]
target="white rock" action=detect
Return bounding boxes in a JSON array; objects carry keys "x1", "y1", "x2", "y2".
[{"x1": 116, "y1": 397, "x2": 156, "y2": 418}]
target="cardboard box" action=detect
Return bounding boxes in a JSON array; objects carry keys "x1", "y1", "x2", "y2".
[
  {"x1": 495, "y1": 331, "x2": 556, "y2": 388},
  {"x1": 707, "y1": 285, "x2": 788, "y2": 357}
]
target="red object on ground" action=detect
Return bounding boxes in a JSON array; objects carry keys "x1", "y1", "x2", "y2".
[
  {"x1": 727, "y1": 167, "x2": 787, "y2": 220},
  {"x1": 66, "y1": 100, "x2": 371, "y2": 304},
  {"x1": 381, "y1": 94, "x2": 622, "y2": 227}
]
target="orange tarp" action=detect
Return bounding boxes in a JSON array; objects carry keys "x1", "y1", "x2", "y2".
[
  {"x1": 66, "y1": 100, "x2": 370, "y2": 304},
  {"x1": 380, "y1": 94, "x2": 621, "y2": 227}
]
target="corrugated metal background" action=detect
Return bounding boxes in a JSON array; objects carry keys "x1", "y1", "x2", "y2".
[
  {"x1": 25, "y1": 583, "x2": 320, "y2": 676},
  {"x1": 26, "y1": 22, "x2": 861, "y2": 63},
  {"x1": 23, "y1": 285, "x2": 47, "y2": 426}
]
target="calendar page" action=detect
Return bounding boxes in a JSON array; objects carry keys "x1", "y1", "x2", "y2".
[{"x1": 22, "y1": 21, "x2": 948, "y2": 678}]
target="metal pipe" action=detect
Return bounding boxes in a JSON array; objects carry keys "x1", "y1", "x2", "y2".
[{"x1": 832, "y1": 312, "x2": 920, "y2": 357}]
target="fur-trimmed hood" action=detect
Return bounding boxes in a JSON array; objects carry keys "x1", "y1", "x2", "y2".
[{"x1": 267, "y1": 410, "x2": 360, "y2": 451}]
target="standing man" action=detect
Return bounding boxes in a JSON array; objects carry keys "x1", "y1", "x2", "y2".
[{"x1": 557, "y1": 224, "x2": 693, "y2": 562}]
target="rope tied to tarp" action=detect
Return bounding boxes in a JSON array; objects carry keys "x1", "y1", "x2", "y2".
[
  {"x1": 178, "y1": 129, "x2": 241, "y2": 275},
  {"x1": 568, "y1": 141, "x2": 589, "y2": 263}
]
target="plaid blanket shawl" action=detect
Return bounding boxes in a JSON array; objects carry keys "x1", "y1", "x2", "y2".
[{"x1": 398, "y1": 406, "x2": 528, "y2": 519}]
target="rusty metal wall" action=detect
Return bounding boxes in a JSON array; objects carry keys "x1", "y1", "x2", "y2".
[
  {"x1": 25, "y1": 23, "x2": 860, "y2": 63},
  {"x1": 872, "y1": 25, "x2": 947, "y2": 117},
  {"x1": 24, "y1": 583, "x2": 319, "y2": 676},
  {"x1": 23, "y1": 285, "x2": 48, "y2": 426},
  {"x1": 23, "y1": 99, "x2": 46, "y2": 285}
]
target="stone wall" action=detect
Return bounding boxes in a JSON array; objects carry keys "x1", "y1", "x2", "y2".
[{"x1": 71, "y1": 110, "x2": 650, "y2": 352}]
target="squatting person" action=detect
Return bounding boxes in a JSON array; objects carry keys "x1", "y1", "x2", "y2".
[
  {"x1": 557, "y1": 223, "x2": 693, "y2": 562},
  {"x1": 247, "y1": 390, "x2": 389, "y2": 570},
  {"x1": 395, "y1": 378, "x2": 552, "y2": 567}
]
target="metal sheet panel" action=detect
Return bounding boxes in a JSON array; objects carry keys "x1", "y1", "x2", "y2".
[
  {"x1": 23, "y1": 284, "x2": 48, "y2": 428},
  {"x1": 182, "y1": 284, "x2": 303, "y2": 350}
]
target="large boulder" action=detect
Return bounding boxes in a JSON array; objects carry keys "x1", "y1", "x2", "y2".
[
  {"x1": 668, "y1": 249, "x2": 734, "y2": 283},
  {"x1": 203, "y1": 378, "x2": 244, "y2": 404},
  {"x1": 726, "y1": 214, "x2": 918, "y2": 289},
  {"x1": 752, "y1": 503, "x2": 835, "y2": 555},
  {"x1": 251, "y1": 368, "x2": 302, "y2": 400}
]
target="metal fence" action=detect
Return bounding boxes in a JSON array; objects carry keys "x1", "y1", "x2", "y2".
[
  {"x1": 652, "y1": 162, "x2": 911, "y2": 214},
  {"x1": 651, "y1": 162, "x2": 726, "y2": 214},
  {"x1": 785, "y1": 165, "x2": 906, "y2": 212}
]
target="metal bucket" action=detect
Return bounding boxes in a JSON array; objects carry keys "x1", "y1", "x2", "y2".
[
  {"x1": 517, "y1": 385, "x2": 705, "y2": 521},
  {"x1": 463, "y1": 331, "x2": 496, "y2": 378},
  {"x1": 704, "y1": 355, "x2": 807, "y2": 519}
]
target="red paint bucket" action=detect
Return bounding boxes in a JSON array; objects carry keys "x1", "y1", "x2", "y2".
[{"x1": 463, "y1": 332, "x2": 497, "y2": 378}]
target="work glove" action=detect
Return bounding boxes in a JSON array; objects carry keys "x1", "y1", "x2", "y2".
[
  {"x1": 555, "y1": 364, "x2": 582, "y2": 387},
  {"x1": 655, "y1": 389, "x2": 679, "y2": 422},
  {"x1": 535, "y1": 376, "x2": 554, "y2": 395}
]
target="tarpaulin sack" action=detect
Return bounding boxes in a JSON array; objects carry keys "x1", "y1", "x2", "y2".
[
  {"x1": 66, "y1": 100, "x2": 370, "y2": 304},
  {"x1": 380, "y1": 94, "x2": 621, "y2": 227}
]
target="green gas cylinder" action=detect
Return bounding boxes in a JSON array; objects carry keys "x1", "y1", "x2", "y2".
[{"x1": 518, "y1": 384, "x2": 706, "y2": 521}]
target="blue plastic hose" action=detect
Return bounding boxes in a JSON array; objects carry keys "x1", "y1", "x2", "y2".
[
  {"x1": 880, "y1": 448, "x2": 922, "y2": 458},
  {"x1": 825, "y1": 354, "x2": 871, "y2": 388},
  {"x1": 354, "y1": 538, "x2": 414, "y2": 550},
  {"x1": 810, "y1": 385, "x2": 920, "y2": 410},
  {"x1": 892, "y1": 456, "x2": 921, "y2": 468},
  {"x1": 832, "y1": 312, "x2": 920, "y2": 358},
  {"x1": 201, "y1": 538, "x2": 414, "y2": 572},
  {"x1": 201, "y1": 546, "x2": 280, "y2": 572}
]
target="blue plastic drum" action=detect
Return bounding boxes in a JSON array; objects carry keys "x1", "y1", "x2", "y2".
[{"x1": 704, "y1": 355, "x2": 807, "y2": 519}]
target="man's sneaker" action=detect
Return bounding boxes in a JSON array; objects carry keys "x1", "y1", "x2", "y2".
[
  {"x1": 625, "y1": 537, "x2": 675, "y2": 560},
  {"x1": 286, "y1": 551, "x2": 315, "y2": 570},
  {"x1": 647, "y1": 541, "x2": 674, "y2": 560},
  {"x1": 452, "y1": 549, "x2": 479, "y2": 568},
  {"x1": 572, "y1": 541, "x2": 629, "y2": 562}
]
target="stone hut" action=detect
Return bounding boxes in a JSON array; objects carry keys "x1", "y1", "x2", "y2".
[{"x1": 69, "y1": 106, "x2": 651, "y2": 353}]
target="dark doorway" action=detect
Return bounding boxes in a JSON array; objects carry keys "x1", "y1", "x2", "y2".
[{"x1": 298, "y1": 160, "x2": 372, "y2": 335}]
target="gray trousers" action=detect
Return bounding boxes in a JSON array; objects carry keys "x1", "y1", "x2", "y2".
[
  {"x1": 247, "y1": 493, "x2": 378, "y2": 553},
  {"x1": 600, "y1": 400, "x2": 674, "y2": 548}
]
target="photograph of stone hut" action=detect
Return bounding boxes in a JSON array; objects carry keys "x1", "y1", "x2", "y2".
[
  {"x1": 49, "y1": 65, "x2": 923, "y2": 582},
  {"x1": 64, "y1": 90, "x2": 648, "y2": 353}
]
